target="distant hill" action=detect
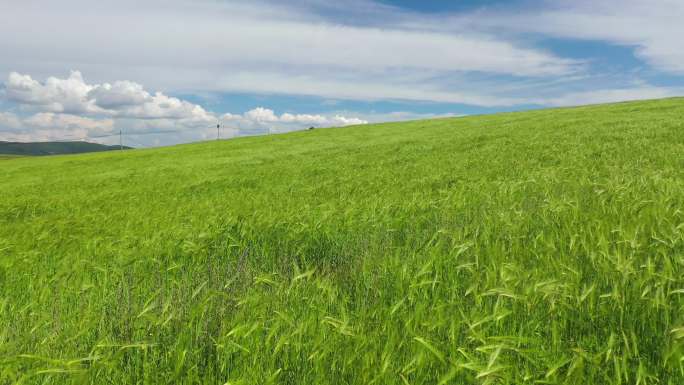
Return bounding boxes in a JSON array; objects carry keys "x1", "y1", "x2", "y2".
[{"x1": 0, "y1": 141, "x2": 132, "y2": 156}]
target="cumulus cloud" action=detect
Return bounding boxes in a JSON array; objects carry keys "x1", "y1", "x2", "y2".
[
  {"x1": 223, "y1": 108, "x2": 367, "y2": 134},
  {"x1": 5, "y1": 71, "x2": 214, "y2": 123},
  {"x1": 0, "y1": 71, "x2": 368, "y2": 145},
  {"x1": 88, "y1": 81, "x2": 150, "y2": 109},
  {"x1": 236, "y1": 108, "x2": 368, "y2": 128},
  {"x1": 120, "y1": 92, "x2": 214, "y2": 121},
  {"x1": 280, "y1": 112, "x2": 367, "y2": 126},
  {"x1": 5, "y1": 71, "x2": 103, "y2": 114},
  {"x1": 244, "y1": 107, "x2": 279, "y2": 123}
]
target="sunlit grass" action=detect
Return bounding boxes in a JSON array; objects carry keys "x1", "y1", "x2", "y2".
[{"x1": 1, "y1": 98, "x2": 684, "y2": 384}]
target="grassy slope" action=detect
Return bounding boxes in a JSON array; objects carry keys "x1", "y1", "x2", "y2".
[{"x1": 1, "y1": 98, "x2": 684, "y2": 384}]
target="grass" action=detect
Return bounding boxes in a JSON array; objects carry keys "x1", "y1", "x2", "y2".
[{"x1": 1, "y1": 98, "x2": 684, "y2": 384}]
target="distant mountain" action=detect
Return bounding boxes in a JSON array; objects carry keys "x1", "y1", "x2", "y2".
[{"x1": 0, "y1": 141, "x2": 132, "y2": 156}]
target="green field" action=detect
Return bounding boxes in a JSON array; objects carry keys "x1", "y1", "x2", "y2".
[{"x1": 2, "y1": 98, "x2": 684, "y2": 384}]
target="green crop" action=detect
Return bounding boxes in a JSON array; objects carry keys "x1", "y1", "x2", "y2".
[{"x1": 1, "y1": 98, "x2": 684, "y2": 384}]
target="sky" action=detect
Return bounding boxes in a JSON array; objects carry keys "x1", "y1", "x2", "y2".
[{"x1": 1, "y1": 0, "x2": 683, "y2": 147}]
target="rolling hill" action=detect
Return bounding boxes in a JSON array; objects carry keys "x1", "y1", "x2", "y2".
[
  {"x1": 0, "y1": 141, "x2": 131, "y2": 156},
  {"x1": 1, "y1": 98, "x2": 684, "y2": 384}
]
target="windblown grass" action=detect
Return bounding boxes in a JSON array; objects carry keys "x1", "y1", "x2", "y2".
[{"x1": 1, "y1": 98, "x2": 684, "y2": 384}]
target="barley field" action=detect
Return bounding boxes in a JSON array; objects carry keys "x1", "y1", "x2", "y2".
[{"x1": 1, "y1": 98, "x2": 684, "y2": 384}]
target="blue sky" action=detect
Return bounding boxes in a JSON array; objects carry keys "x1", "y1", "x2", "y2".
[{"x1": 0, "y1": 0, "x2": 682, "y2": 146}]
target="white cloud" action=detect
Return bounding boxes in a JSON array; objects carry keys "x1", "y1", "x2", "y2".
[
  {"x1": 0, "y1": 0, "x2": 680, "y2": 112},
  {"x1": 119, "y1": 92, "x2": 214, "y2": 121},
  {"x1": 0, "y1": 112, "x2": 114, "y2": 142},
  {"x1": 0, "y1": 71, "x2": 368, "y2": 145},
  {"x1": 24, "y1": 112, "x2": 113, "y2": 132},
  {"x1": 210, "y1": 71, "x2": 528, "y2": 107},
  {"x1": 539, "y1": 0, "x2": 684, "y2": 74},
  {"x1": 88, "y1": 81, "x2": 150, "y2": 109},
  {"x1": 244, "y1": 107, "x2": 279, "y2": 123},
  {"x1": 0, "y1": 1, "x2": 578, "y2": 77},
  {"x1": 5, "y1": 71, "x2": 103, "y2": 114},
  {"x1": 223, "y1": 108, "x2": 368, "y2": 133},
  {"x1": 280, "y1": 113, "x2": 326, "y2": 125},
  {"x1": 0, "y1": 0, "x2": 584, "y2": 107},
  {"x1": 327, "y1": 115, "x2": 368, "y2": 126},
  {"x1": 5, "y1": 71, "x2": 214, "y2": 123},
  {"x1": 449, "y1": 0, "x2": 684, "y2": 75}
]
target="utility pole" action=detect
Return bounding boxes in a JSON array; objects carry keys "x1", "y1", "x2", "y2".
[{"x1": 119, "y1": 129, "x2": 123, "y2": 150}]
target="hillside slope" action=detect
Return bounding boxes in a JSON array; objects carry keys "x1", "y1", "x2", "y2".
[
  {"x1": 0, "y1": 140, "x2": 131, "y2": 156},
  {"x1": 1, "y1": 98, "x2": 684, "y2": 384}
]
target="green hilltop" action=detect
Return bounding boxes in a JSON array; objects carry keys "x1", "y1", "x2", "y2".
[{"x1": 1, "y1": 98, "x2": 684, "y2": 384}]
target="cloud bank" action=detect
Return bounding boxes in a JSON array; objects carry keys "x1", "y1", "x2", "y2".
[{"x1": 0, "y1": 71, "x2": 367, "y2": 144}]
